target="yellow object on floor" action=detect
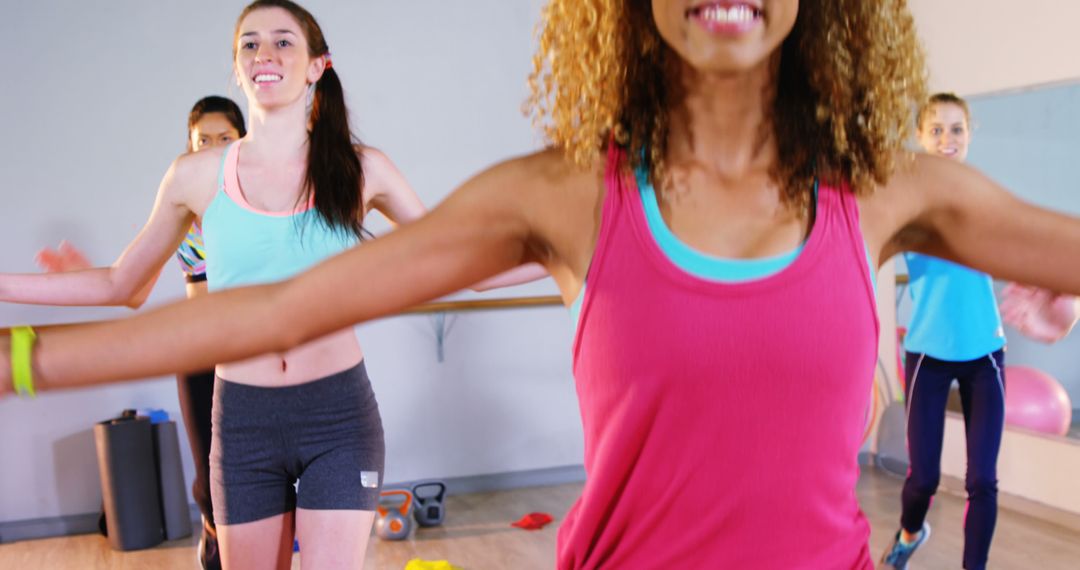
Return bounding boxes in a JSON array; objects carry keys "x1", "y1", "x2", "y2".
[{"x1": 405, "y1": 559, "x2": 463, "y2": 570}]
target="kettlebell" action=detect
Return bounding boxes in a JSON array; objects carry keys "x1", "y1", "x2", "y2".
[
  {"x1": 412, "y1": 481, "x2": 447, "y2": 527},
  {"x1": 375, "y1": 489, "x2": 414, "y2": 540}
]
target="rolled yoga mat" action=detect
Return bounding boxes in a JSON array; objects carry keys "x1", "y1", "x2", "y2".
[
  {"x1": 93, "y1": 416, "x2": 164, "y2": 551},
  {"x1": 152, "y1": 421, "x2": 193, "y2": 540}
]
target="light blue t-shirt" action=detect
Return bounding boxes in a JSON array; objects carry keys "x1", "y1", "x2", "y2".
[{"x1": 903, "y1": 252, "x2": 1005, "y2": 361}]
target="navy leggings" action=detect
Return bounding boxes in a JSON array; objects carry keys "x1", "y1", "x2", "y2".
[{"x1": 902, "y1": 350, "x2": 1005, "y2": 570}]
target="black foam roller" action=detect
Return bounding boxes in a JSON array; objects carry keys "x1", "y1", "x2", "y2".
[
  {"x1": 93, "y1": 417, "x2": 164, "y2": 551},
  {"x1": 152, "y1": 421, "x2": 193, "y2": 540}
]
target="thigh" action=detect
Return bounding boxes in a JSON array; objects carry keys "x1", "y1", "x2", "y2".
[
  {"x1": 219, "y1": 511, "x2": 296, "y2": 570},
  {"x1": 294, "y1": 417, "x2": 384, "y2": 512},
  {"x1": 957, "y1": 351, "x2": 1007, "y2": 470},
  {"x1": 293, "y1": 363, "x2": 385, "y2": 512},
  {"x1": 211, "y1": 377, "x2": 298, "y2": 525},
  {"x1": 904, "y1": 354, "x2": 956, "y2": 469},
  {"x1": 295, "y1": 508, "x2": 375, "y2": 570}
]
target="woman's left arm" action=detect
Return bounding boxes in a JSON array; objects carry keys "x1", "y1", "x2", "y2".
[
  {"x1": 866, "y1": 153, "x2": 1080, "y2": 294},
  {"x1": 360, "y1": 147, "x2": 427, "y2": 226}
]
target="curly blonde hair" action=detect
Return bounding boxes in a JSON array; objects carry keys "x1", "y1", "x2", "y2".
[{"x1": 527, "y1": 0, "x2": 927, "y2": 201}]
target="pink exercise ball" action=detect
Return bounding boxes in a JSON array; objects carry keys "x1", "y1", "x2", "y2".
[{"x1": 1004, "y1": 366, "x2": 1073, "y2": 436}]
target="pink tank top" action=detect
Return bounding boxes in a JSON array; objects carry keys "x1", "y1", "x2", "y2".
[{"x1": 558, "y1": 146, "x2": 878, "y2": 569}]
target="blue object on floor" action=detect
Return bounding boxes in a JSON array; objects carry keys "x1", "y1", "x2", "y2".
[{"x1": 135, "y1": 408, "x2": 170, "y2": 424}]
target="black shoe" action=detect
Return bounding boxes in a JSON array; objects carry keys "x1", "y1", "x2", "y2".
[{"x1": 197, "y1": 518, "x2": 221, "y2": 570}]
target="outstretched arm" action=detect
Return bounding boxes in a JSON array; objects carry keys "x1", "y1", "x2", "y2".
[
  {"x1": 36, "y1": 242, "x2": 164, "y2": 309},
  {"x1": 1, "y1": 154, "x2": 205, "y2": 307},
  {"x1": 867, "y1": 153, "x2": 1080, "y2": 294},
  {"x1": 1, "y1": 153, "x2": 547, "y2": 395},
  {"x1": 470, "y1": 263, "x2": 549, "y2": 291}
]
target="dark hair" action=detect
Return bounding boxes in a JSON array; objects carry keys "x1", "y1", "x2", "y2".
[
  {"x1": 235, "y1": 0, "x2": 365, "y2": 238},
  {"x1": 187, "y1": 95, "x2": 247, "y2": 152},
  {"x1": 917, "y1": 92, "x2": 971, "y2": 130}
]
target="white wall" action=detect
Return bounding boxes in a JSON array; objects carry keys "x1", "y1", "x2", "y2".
[
  {"x1": 910, "y1": 0, "x2": 1080, "y2": 96},
  {"x1": 0, "y1": 0, "x2": 581, "y2": 526}
]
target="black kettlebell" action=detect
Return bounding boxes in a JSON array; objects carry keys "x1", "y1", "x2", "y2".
[{"x1": 412, "y1": 481, "x2": 447, "y2": 527}]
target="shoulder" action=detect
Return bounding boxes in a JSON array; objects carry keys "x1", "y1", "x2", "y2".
[
  {"x1": 859, "y1": 151, "x2": 995, "y2": 262},
  {"x1": 175, "y1": 144, "x2": 227, "y2": 175},
  {"x1": 482, "y1": 148, "x2": 607, "y2": 272},
  {"x1": 154, "y1": 146, "x2": 228, "y2": 212},
  {"x1": 170, "y1": 146, "x2": 228, "y2": 188},
  {"x1": 357, "y1": 144, "x2": 393, "y2": 172},
  {"x1": 355, "y1": 145, "x2": 405, "y2": 195},
  {"x1": 467, "y1": 147, "x2": 603, "y2": 202},
  {"x1": 869, "y1": 151, "x2": 986, "y2": 211}
]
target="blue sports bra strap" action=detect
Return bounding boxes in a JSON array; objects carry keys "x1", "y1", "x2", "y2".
[{"x1": 216, "y1": 142, "x2": 235, "y2": 192}]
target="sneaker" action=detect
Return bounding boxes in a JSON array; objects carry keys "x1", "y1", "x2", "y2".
[
  {"x1": 197, "y1": 518, "x2": 221, "y2": 570},
  {"x1": 880, "y1": 522, "x2": 931, "y2": 570}
]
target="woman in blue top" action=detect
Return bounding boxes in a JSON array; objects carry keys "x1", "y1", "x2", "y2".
[{"x1": 882, "y1": 93, "x2": 1004, "y2": 570}]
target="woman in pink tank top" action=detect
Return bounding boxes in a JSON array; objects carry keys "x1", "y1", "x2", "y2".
[{"x1": 7, "y1": 1, "x2": 1080, "y2": 568}]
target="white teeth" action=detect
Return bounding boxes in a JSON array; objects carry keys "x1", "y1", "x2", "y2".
[
  {"x1": 700, "y1": 5, "x2": 757, "y2": 23},
  {"x1": 254, "y1": 74, "x2": 282, "y2": 83}
]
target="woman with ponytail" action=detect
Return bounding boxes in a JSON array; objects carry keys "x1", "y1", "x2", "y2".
[{"x1": 0, "y1": 1, "x2": 426, "y2": 567}]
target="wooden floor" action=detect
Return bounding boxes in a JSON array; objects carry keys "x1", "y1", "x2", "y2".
[{"x1": 2, "y1": 466, "x2": 1078, "y2": 569}]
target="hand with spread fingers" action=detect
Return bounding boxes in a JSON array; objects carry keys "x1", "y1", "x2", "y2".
[
  {"x1": 1000, "y1": 283, "x2": 1080, "y2": 343},
  {"x1": 35, "y1": 241, "x2": 93, "y2": 273}
]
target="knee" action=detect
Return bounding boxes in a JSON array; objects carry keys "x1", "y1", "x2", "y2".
[
  {"x1": 966, "y1": 473, "x2": 998, "y2": 499},
  {"x1": 906, "y1": 474, "x2": 941, "y2": 498}
]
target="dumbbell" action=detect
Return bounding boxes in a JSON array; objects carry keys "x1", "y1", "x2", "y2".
[
  {"x1": 412, "y1": 481, "x2": 447, "y2": 527},
  {"x1": 375, "y1": 489, "x2": 414, "y2": 540}
]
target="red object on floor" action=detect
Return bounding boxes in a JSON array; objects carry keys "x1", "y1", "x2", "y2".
[{"x1": 511, "y1": 512, "x2": 554, "y2": 530}]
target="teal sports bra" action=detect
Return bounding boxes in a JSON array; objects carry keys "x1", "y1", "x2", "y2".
[{"x1": 201, "y1": 142, "x2": 358, "y2": 292}]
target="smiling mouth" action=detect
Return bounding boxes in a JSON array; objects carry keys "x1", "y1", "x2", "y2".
[
  {"x1": 253, "y1": 73, "x2": 283, "y2": 84},
  {"x1": 686, "y1": 2, "x2": 764, "y2": 23}
]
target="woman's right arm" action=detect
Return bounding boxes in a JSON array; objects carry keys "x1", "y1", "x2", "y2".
[
  {"x1": 1, "y1": 150, "x2": 577, "y2": 395},
  {"x1": 0, "y1": 154, "x2": 207, "y2": 307},
  {"x1": 35, "y1": 241, "x2": 164, "y2": 309}
]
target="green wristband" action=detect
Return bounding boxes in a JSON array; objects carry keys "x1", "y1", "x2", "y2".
[{"x1": 11, "y1": 326, "x2": 37, "y2": 398}]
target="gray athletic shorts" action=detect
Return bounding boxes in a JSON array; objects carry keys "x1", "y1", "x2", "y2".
[{"x1": 209, "y1": 361, "x2": 385, "y2": 525}]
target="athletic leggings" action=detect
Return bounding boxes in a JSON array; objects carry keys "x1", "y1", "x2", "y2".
[
  {"x1": 177, "y1": 369, "x2": 217, "y2": 528},
  {"x1": 902, "y1": 350, "x2": 1005, "y2": 570}
]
